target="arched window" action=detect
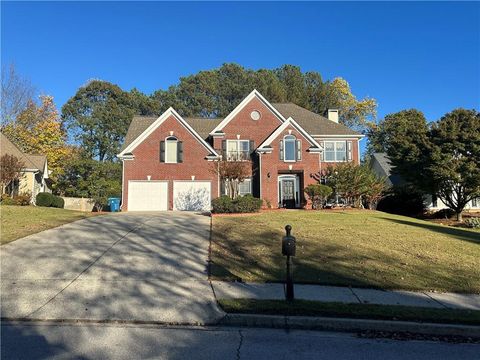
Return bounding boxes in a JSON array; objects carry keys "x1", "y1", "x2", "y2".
[
  {"x1": 283, "y1": 135, "x2": 296, "y2": 162},
  {"x1": 160, "y1": 136, "x2": 183, "y2": 163}
]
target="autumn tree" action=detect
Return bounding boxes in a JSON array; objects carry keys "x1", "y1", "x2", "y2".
[
  {"x1": 210, "y1": 159, "x2": 251, "y2": 199},
  {"x1": 0, "y1": 154, "x2": 24, "y2": 196},
  {"x1": 61, "y1": 80, "x2": 135, "y2": 161},
  {"x1": 2, "y1": 95, "x2": 73, "y2": 181}
]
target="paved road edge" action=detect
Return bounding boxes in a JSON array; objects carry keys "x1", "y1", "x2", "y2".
[{"x1": 219, "y1": 313, "x2": 480, "y2": 338}]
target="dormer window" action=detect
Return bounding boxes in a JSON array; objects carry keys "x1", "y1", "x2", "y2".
[
  {"x1": 280, "y1": 135, "x2": 302, "y2": 162},
  {"x1": 160, "y1": 136, "x2": 183, "y2": 163}
]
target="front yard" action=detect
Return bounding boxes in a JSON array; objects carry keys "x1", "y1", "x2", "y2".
[
  {"x1": 210, "y1": 210, "x2": 480, "y2": 294},
  {"x1": 0, "y1": 205, "x2": 96, "y2": 244}
]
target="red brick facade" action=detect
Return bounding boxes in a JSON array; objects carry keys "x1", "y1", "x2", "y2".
[{"x1": 120, "y1": 93, "x2": 361, "y2": 211}]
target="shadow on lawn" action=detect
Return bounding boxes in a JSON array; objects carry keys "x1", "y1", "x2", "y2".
[{"x1": 380, "y1": 217, "x2": 480, "y2": 245}]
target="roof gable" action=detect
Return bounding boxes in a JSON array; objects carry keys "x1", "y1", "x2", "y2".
[
  {"x1": 118, "y1": 108, "x2": 220, "y2": 158},
  {"x1": 209, "y1": 89, "x2": 286, "y2": 134},
  {"x1": 0, "y1": 132, "x2": 47, "y2": 171},
  {"x1": 257, "y1": 117, "x2": 323, "y2": 152}
]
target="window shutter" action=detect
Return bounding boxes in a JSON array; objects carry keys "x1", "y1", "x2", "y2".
[
  {"x1": 279, "y1": 140, "x2": 284, "y2": 160},
  {"x1": 320, "y1": 141, "x2": 324, "y2": 161},
  {"x1": 249, "y1": 140, "x2": 255, "y2": 159},
  {"x1": 222, "y1": 140, "x2": 227, "y2": 159},
  {"x1": 177, "y1": 141, "x2": 183, "y2": 163},
  {"x1": 347, "y1": 141, "x2": 353, "y2": 161},
  {"x1": 160, "y1": 141, "x2": 165, "y2": 162},
  {"x1": 296, "y1": 140, "x2": 302, "y2": 161}
]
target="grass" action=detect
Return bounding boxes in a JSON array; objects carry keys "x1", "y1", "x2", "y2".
[
  {"x1": 218, "y1": 299, "x2": 480, "y2": 326},
  {"x1": 0, "y1": 205, "x2": 96, "y2": 244},
  {"x1": 211, "y1": 210, "x2": 480, "y2": 293}
]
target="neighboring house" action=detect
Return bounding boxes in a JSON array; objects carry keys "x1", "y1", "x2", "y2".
[
  {"x1": 370, "y1": 152, "x2": 480, "y2": 211},
  {"x1": 0, "y1": 132, "x2": 51, "y2": 202},
  {"x1": 118, "y1": 90, "x2": 364, "y2": 211}
]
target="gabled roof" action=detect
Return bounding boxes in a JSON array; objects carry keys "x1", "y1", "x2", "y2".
[
  {"x1": 118, "y1": 108, "x2": 220, "y2": 158},
  {"x1": 0, "y1": 132, "x2": 47, "y2": 171},
  {"x1": 272, "y1": 103, "x2": 363, "y2": 137},
  {"x1": 257, "y1": 117, "x2": 323, "y2": 153},
  {"x1": 370, "y1": 152, "x2": 404, "y2": 186},
  {"x1": 209, "y1": 89, "x2": 285, "y2": 135}
]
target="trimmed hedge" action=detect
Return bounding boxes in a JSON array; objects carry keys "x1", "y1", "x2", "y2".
[
  {"x1": 35, "y1": 192, "x2": 64, "y2": 208},
  {"x1": 212, "y1": 194, "x2": 263, "y2": 213}
]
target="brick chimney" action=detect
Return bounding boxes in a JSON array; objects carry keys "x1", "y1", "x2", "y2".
[{"x1": 327, "y1": 109, "x2": 339, "y2": 123}]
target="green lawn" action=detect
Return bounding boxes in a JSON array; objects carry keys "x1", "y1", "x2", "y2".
[
  {"x1": 211, "y1": 210, "x2": 480, "y2": 293},
  {"x1": 219, "y1": 299, "x2": 480, "y2": 326},
  {"x1": 0, "y1": 205, "x2": 96, "y2": 244}
]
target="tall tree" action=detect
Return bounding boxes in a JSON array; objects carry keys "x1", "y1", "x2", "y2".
[
  {"x1": 62, "y1": 80, "x2": 135, "y2": 161},
  {"x1": 2, "y1": 95, "x2": 73, "y2": 181},
  {"x1": 428, "y1": 109, "x2": 480, "y2": 221},
  {"x1": 1, "y1": 64, "x2": 36, "y2": 125}
]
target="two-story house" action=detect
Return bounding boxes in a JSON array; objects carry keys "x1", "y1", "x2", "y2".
[{"x1": 118, "y1": 90, "x2": 363, "y2": 211}]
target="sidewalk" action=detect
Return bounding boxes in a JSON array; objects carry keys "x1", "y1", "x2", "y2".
[{"x1": 211, "y1": 281, "x2": 480, "y2": 310}]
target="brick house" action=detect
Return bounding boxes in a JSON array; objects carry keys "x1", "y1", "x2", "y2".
[{"x1": 118, "y1": 90, "x2": 363, "y2": 211}]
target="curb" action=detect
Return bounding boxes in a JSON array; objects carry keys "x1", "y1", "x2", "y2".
[{"x1": 219, "y1": 314, "x2": 480, "y2": 338}]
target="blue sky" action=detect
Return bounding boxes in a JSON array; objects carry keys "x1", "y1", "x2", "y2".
[{"x1": 2, "y1": 1, "x2": 479, "y2": 127}]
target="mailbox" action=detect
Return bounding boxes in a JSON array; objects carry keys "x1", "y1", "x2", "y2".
[{"x1": 282, "y1": 225, "x2": 296, "y2": 257}]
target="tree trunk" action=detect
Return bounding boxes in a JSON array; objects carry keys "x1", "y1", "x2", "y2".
[{"x1": 456, "y1": 211, "x2": 463, "y2": 222}]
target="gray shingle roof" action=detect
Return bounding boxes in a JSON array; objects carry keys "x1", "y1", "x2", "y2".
[
  {"x1": 371, "y1": 152, "x2": 404, "y2": 186},
  {"x1": 272, "y1": 103, "x2": 362, "y2": 137},
  {"x1": 0, "y1": 132, "x2": 47, "y2": 171},
  {"x1": 121, "y1": 102, "x2": 361, "y2": 152}
]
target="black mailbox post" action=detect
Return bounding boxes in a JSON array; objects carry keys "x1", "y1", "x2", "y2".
[{"x1": 282, "y1": 225, "x2": 296, "y2": 301}]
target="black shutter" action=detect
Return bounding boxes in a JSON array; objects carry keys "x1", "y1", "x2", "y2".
[
  {"x1": 222, "y1": 140, "x2": 227, "y2": 159},
  {"x1": 279, "y1": 140, "x2": 284, "y2": 160},
  {"x1": 160, "y1": 141, "x2": 165, "y2": 162},
  {"x1": 177, "y1": 141, "x2": 183, "y2": 163},
  {"x1": 249, "y1": 140, "x2": 255, "y2": 159},
  {"x1": 296, "y1": 140, "x2": 302, "y2": 161}
]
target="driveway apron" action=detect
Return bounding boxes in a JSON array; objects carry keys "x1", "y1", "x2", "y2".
[{"x1": 1, "y1": 212, "x2": 224, "y2": 324}]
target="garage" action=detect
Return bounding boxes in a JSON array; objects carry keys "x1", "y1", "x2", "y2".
[
  {"x1": 173, "y1": 181, "x2": 211, "y2": 211},
  {"x1": 128, "y1": 181, "x2": 168, "y2": 211}
]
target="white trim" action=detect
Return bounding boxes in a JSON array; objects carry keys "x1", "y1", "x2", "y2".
[
  {"x1": 226, "y1": 139, "x2": 250, "y2": 161},
  {"x1": 312, "y1": 134, "x2": 365, "y2": 139},
  {"x1": 121, "y1": 159, "x2": 125, "y2": 210},
  {"x1": 283, "y1": 135, "x2": 297, "y2": 162},
  {"x1": 118, "y1": 107, "x2": 219, "y2": 158},
  {"x1": 323, "y1": 140, "x2": 348, "y2": 162},
  {"x1": 259, "y1": 152, "x2": 262, "y2": 199},
  {"x1": 209, "y1": 89, "x2": 286, "y2": 135},
  {"x1": 257, "y1": 117, "x2": 323, "y2": 152}
]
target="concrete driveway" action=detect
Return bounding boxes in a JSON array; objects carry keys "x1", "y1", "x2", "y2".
[{"x1": 1, "y1": 212, "x2": 224, "y2": 324}]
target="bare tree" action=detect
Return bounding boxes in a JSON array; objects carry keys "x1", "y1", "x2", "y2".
[
  {"x1": 1, "y1": 64, "x2": 36, "y2": 126},
  {"x1": 0, "y1": 154, "x2": 25, "y2": 196},
  {"x1": 210, "y1": 159, "x2": 250, "y2": 199}
]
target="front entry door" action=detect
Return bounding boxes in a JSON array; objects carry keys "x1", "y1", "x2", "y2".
[{"x1": 281, "y1": 179, "x2": 296, "y2": 209}]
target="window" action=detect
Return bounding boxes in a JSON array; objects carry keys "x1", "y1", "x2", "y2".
[
  {"x1": 323, "y1": 141, "x2": 351, "y2": 162},
  {"x1": 160, "y1": 136, "x2": 183, "y2": 163},
  {"x1": 238, "y1": 178, "x2": 252, "y2": 196},
  {"x1": 280, "y1": 135, "x2": 302, "y2": 162},
  {"x1": 226, "y1": 140, "x2": 250, "y2": 161},
  {"x1": 284, "y1": 135, "x2": 296, "y2": 161},
  {"x1": 472, "y1": 197, "x2": 478, "y2": 207}
]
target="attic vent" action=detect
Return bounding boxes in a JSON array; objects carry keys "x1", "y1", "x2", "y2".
[
  {"x1": 250, "y1": 110, "x2": 261, "y2": 121},
  {"x1": 328, "y1": 109, "x2": 339, "y2": 123}
]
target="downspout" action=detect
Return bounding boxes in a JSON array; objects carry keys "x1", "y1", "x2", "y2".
[
  {"x1": 121, "y1": 158, "x2": 125, "y2": 211},
  {"x1": 258, "y1": 152, "x2": 262, "y2": 200}
]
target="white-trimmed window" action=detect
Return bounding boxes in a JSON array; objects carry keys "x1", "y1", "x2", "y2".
[
  {"x1": 222, "y1": 178, "x2": 252, "y2": 196},
  {"x1": 226, "y1": 140, "x2": 250, "y2": 161},
  {"x1": 160, "y1": 136, "x2": 183, "y2": 163},
  {"x1": 323, "y1": 141, "x2": 351, "y2": 162},
  {"x1": 280, "y1": 135, "x2": 302, "y2": 162}
]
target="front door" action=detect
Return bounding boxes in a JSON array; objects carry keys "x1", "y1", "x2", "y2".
[{"x1": 281, "y1": 179, "x2": 296, "y2": 209}]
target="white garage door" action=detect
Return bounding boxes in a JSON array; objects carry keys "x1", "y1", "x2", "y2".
[
  {"x1": 173, "y1": 181, "x2": 211, "y2": 211},
  {"x1": 128, "y1": 181, "x2": 168, "y2": 211}
]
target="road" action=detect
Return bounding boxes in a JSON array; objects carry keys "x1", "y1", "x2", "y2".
[{"x1": 2, "y1": 322, "x2": 478, "y2": 360}]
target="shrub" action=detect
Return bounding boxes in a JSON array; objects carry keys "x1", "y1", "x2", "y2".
[
  {"x1": 431, "y1": 208, "x2": 456, "y2": 219},
  {"x1": 36, "y1": 192, "x2": 55, "y2": 207},
  {"x1": 377, "y1": 185, "x2": 426, "y2": 216},
  {"x1": 211, "y1": 194, "x2": 262, "y2": 213},
  {"x1": 14, "y1": 192, "x2": 32, "y2": 206},
  {"x1": 212, "y1": 195, "x2": 233, "y2": 213},
  {"x1": 465, "y1": 217, "x2": 480, "y2": 229},
  {"x1": 304, "y1": 184, "x2": 333, "y2": 209},
  {"x1": 232, "y1": 194, "x2": 263, "y2": 213},
  {"x1": 1, "y1": 194, "x2": 17, "y2": 205},
  {"x1": 51, "y1": 196, "x2": 65, "y2": 209}
]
